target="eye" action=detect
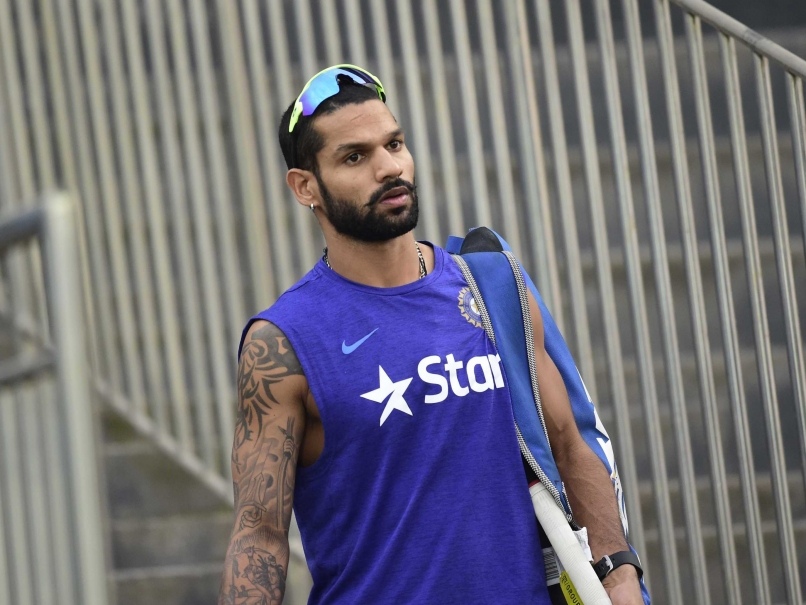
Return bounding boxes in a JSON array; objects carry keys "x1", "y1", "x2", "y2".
[
  {"x1": 345, "y1": 152, "x2": 363, "y2": 165},
  {"x1": 388, "y1": 139, "x2": 403, "y2": 151}
]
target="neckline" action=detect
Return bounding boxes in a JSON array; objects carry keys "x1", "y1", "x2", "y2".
[{"x1": 315, "y1": 242, "x2": 444, "y2": 296}]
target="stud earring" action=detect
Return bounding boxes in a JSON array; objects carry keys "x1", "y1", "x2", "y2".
[{"x1": 310, "y1": 203, "x2": 315, "y2": 212}]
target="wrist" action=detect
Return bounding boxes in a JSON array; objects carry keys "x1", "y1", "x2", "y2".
[
  {"x1": 593, "y1": 550, "x2": 643, "y2": 583},
  {"x1": 602, "y1": 563, "x2": 638, "y2": 588}
]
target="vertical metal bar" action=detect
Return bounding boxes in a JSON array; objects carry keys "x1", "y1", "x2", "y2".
[
  {"x1": 501, "y1": 0, "x2": 542, "y2": 255},
  {"x1": 294, "y1": 0, "x2": 320, "y2": 78},
  {"x1": 0, "y1": 458, "x2": 11, "y2": 604},
  {"x1": 20, "y1": 383, "x2": 57, "y2": 605},
  {"x1": 97, "y1": 0, "x2": 168, "y2": 418},
  {"x1": 0, "y1": 392, "x2": 33, "y2": 605},
  {"x1": 664, "y1": 7, "x2": 742, "y2": 603},
  {"x1": 241, "y1": 0, "x2": 293, "y2": 290},
  {"x1": 0, "y1": 0, "x2": 35, "y2": 196},
  {"x1": 0, "y1": 84, "x2": 22, "y2": 603},
  {"x1": 144, "y1": 0, "x2": 213, "y2": 462},
  {"x1": 214, "y1": 0, "x2": 275, "y2": 309},
  {"x1": 624, "y1": 2, "x2": 711, "y2": 602},
  {"x1": 368, "y1": 0, "x2": 398, "y2": 117},
  {"x1": 342, "y1": 0, "x2": 368, "y2": 66},
  {"x1": 53, "y1": 0, "x2": 122, "y2": 389},
  {"x1": 562, "y1": 0, "x2": 643, "y2": 555},
  {"x1": 421, "y1": 0, "x2": 464, "y2": 236},
  {"x1": 719, "y1": 34, "x2": 774, "y2": 605},
  {"x1": 119, "y1": 0, "x2": 186, "y2": 434},
  {"x1": 0, "y1": 0, "x2": 37, "y2": 326},
  {"x1": 187, "y1": 0, "x2": 247, "y2": 345},
  {"x1": 475, "y1": 0, "x2": 522, "y2": 256},
  {"x1": 593, "y1": 0, "x2": 682, "y2": 600},
  {"x1": 38, "y1": 0, "x2": 101, "y2": 380},
  {"x1": 289, "y1": 0, "x2": 327, "y2": 269},
  {"x1": 14, "y1": 0, "x2": 54, "y2": 186},
  {"x1": 504, "y1": 0, "x2": 564, "y2": 322},
  {"x1": 448, "y1": 0, "x2": 492, "y2": 227},
  {"x1": 787, "y1": 73, "x2": 806, "y2": 490},
  {"x1": 44, "y1": 195, "x2": 110, "y2": 605},
  {"x1": 393, "y1": 0, "x2": 440, "y2": 243},
  {"x1": 754, "y1": 53, "x2": 804, "y2": 605},
  {"x1": 14, "y1": 0, "x2": 51, "y2": 345},
  {"x1": 0, "y1": 48, "x2": 50, "y2": 605},
  {"x1": 266, "y1": 0, "x2": 317, "y2": 272},
  {"x1": 74, "y1": 0, "x2": 147, "y2": 410},
  {"x1": 1, "y1": 15, "x2": 80, "y2": 601},
  {"x1": 41, "y1": 378, "x2": 78, "y2": 605},
  {"x1": 320, "y1": 0, "x2": 343, "y2": 64},
  {"x1": 166, "y1": 0, "x2": 238, "y2": 476},
  {"x1": 534, "y1": 0, "x2": 593, "y2": 377}
]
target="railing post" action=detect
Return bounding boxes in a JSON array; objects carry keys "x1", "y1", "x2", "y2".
[{"x1": 43, "y1": 194, "x2": 110, "y2": 605}]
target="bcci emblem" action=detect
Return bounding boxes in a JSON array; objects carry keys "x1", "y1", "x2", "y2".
[{"x1": 458, "y1": 287, "x2": 483, "y2": 329}]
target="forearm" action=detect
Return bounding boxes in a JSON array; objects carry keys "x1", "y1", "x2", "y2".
[
  {"x1": 219, "y1": 522, "x2": 290, "y2": 605},
  {"x1": 555, "y1": 439, "x2": 627, "y2": 561}
]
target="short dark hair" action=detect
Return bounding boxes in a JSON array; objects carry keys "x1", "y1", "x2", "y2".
[{"x1": 278, "y1": 79, "x2": 383, "y2": 172}]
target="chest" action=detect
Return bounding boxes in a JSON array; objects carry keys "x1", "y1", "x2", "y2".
[{"x1": 302, "y1": 281, "x2": 510, "y2": 432}]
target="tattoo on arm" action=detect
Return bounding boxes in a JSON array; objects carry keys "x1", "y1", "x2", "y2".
[
  {"x1": 235, "y1": 323, "x2": 303, "y2": 454},
  {"x1": 220, "y1": 323, "x2": 304, "y2": 605}
]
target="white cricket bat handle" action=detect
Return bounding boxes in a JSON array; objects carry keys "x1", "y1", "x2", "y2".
[{"x1": 529, "y1": 482, "x2": 612, "y2": 605}]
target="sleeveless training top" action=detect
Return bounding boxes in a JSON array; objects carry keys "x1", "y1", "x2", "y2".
[{"x1": 239, "y1": 245, "x2": 550, "y2": 605}]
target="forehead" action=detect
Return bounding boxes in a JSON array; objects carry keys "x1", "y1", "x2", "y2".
[{"x1": 314, "y1": 100, "x2": 398, "y2": 156}]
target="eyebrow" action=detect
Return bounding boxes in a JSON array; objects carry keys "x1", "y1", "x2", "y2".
[{"x1": 333, "y1": 128, "x2": 404, "y2": 156}]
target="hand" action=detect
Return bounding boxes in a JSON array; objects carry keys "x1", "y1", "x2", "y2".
[{"x1": 602, "y1": 565, "x2": 643, "y2": 605}]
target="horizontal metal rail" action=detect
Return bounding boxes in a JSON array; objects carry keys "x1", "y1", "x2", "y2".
[
  {"x1": 670, "y1": 0, "x2": 806, "y2": 77},
  {"x1": 0, "y1": 195, "x2": 109, "y2": 605}
]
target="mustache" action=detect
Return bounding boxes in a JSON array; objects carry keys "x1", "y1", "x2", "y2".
[{"x1": 367, "y1": 178, "x2": 416, "y2": 207}]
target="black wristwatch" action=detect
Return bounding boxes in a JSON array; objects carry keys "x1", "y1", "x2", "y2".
[{"x1": 592, "y1": 551, "x2": 643, "y2": 581}]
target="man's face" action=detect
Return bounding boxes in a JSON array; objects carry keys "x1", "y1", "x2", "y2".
[{"x1": 311, "y1": 100, "x2": 418, "y2": 242}]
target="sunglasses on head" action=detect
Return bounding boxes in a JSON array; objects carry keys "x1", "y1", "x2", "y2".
[{"x1": 288, "y1": 64, "x2": 386, "y2": 133}]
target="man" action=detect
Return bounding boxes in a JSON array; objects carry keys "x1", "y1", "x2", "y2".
[{"x1": 219, "y1": 65, "x2": 644, "y2": 604}]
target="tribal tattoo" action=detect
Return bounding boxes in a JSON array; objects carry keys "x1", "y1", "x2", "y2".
[{"x1": 235, "y1": 323, "x2": 303, "y2": 455}]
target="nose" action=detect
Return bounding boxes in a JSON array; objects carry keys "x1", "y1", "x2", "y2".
[{"x1": 374, "y1": 148, "x2": 403, "y2": 182}]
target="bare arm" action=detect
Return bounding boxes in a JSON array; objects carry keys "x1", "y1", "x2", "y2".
[
  {"x1": 219, "y1": 320, "x2": 306, "y2": 605},
  {"x1": 527, "y1": 292, "x2": 642, "y2": 603}
]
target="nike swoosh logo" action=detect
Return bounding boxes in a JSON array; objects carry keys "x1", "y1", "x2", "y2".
[{"x1": 342, "y1": 328, "x2": 379, "y2": 354}]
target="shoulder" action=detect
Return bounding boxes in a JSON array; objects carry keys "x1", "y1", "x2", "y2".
[{"x1": 238, "y1": 320, "x2": 307, "y2": 398}]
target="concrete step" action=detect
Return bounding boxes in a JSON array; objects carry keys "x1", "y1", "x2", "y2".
[
  {"x1": 111, "y1": 512, "x2": 232, "y2": 570},
  {"x1": 103, "y1": 440, "x2": 230, "y2": 520},
  {"x1": 112, "y1": 563, "x2": 222, "y2": 605}
]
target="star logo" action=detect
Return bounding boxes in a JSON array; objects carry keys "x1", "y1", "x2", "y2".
[{"x1": 360, "y1": 366, "x2": 414, "y2": 426}]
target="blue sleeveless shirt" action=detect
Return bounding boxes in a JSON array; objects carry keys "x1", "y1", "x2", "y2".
[{"x1": 240, "y1": 245, "x2": 550, "y2": 605}]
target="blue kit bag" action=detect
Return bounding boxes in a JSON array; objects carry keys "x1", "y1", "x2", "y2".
[{"x1": 446, "y1": 227, "x2": 650, "y2": 605}]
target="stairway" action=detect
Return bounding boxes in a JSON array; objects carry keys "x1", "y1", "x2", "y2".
[{"x1": 102, "y1": 411, "x2": 313, "y2": 604}]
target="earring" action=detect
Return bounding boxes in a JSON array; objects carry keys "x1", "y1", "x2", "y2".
[{"x1": 310, "y1": 203, "x2": 315, "y2": 212}]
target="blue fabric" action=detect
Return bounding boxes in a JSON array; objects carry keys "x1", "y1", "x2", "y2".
[
  {"x1": 460, "y1": 252, "x2": 568, "y2": 512},
  {"x1": 239, "y1": 245, "x2": 551, "y2": 605},
  {"x1": 452, "y1": 228, "x2": 651, "y2": 605}
]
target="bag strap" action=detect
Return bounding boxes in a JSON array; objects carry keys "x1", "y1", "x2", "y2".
[{"x1": 452, "y1": 250, "x2": 572, "y2": 519}]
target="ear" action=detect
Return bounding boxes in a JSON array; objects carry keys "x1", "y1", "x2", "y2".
[{"x1": 286, "y1": 168, "x2": 321, "y2": 208}]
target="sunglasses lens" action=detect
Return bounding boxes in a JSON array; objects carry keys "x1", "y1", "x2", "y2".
[
  {"x1": 290, "y1": 65, "x2": 385, "y2": 132},
  {"x1": 299, "y1": 68, "x2": 377, "y2": 117}
]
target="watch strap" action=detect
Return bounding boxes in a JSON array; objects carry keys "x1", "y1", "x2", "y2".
[{"x1": 592, "y1": 550, "x2": 643, "y2": 581}]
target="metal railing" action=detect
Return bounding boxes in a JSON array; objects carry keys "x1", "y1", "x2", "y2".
[
  {"x1": 0, "y1": 195, "x2": 109, "y2": 605},
  {"x1": 0, "y1": 0, "x2": 805, "y2": 603}
]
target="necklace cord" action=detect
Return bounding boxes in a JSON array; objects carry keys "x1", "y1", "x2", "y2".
[{"x1": 323, "y1": 243, "x2": 427, "y2": 279}]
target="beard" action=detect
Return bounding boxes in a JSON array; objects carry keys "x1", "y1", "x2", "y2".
[{"x1": 317, "y1": 175, "x2": 419, "y2": 242}]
